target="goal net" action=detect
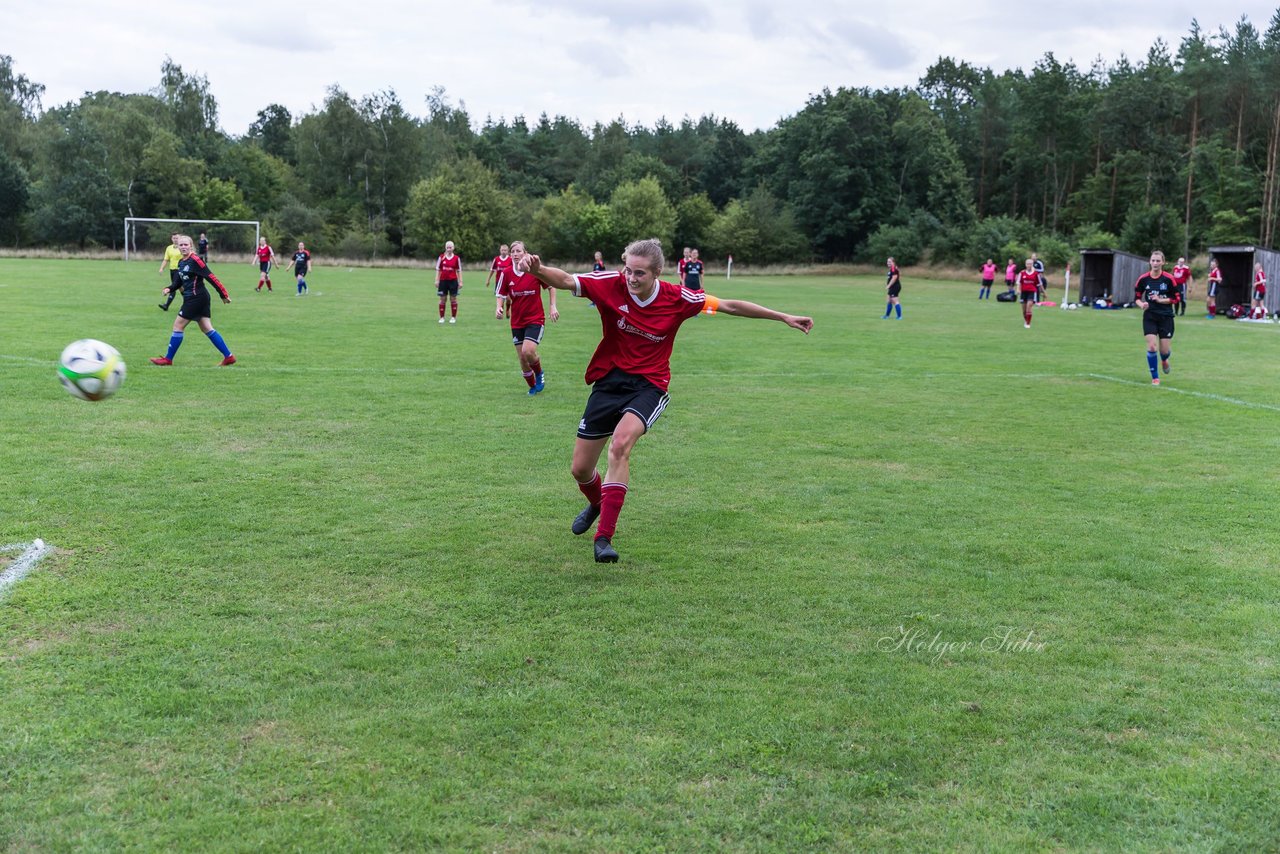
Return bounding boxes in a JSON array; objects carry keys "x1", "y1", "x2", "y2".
[{"x1": 123, "y1": 217, "x2": 260, "y2": 262}]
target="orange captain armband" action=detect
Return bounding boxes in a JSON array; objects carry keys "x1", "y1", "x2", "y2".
[{"x1": 702, "y1": 294, "x2": 720, "y2": 315}]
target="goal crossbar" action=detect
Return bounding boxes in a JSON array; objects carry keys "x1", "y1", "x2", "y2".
[{"x1": 124, "y1": 217, "x2": 260, "y2": 261}]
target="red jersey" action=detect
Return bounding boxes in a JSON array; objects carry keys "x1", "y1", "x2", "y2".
[
  {"x1": 573, "y1": 271, "x2": 707, "y2": 392},
  {"x1": 1171, "y1": 264, "x2": 1190, "y2": 286},
  {"x1": 1255, "y1": 269, "x2": 1267, "y2": 298},
  {"x1": 678, "y1": 258, "x2": 689, "y2": 278},
  {"x1": 490, "y1": 254, "x2": 513, "y2": 290},
  {"x1": 436, "y1": 253, "x2": 461, "y2": 281},
  {"x1": 1018, "y1": 270, "x2": 1041, "y2": 293},
  {"x1": 256, "y1": 244, "x2": 273, "y2": 263},
  {"x1": 497, "y1": 269, "x2": 548, "y2": 328}
]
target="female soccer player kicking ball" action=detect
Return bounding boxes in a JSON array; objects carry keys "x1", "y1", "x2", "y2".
[{"x1": 520, "y1": 238, "x2": 813, "y2": 563}]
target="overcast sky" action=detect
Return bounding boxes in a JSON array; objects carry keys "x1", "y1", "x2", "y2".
[{"x1": 4, "y1": 1, "x2": 1276, "y2": 135}]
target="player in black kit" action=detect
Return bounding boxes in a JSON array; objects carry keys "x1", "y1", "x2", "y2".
[
  {"x1": 150, "y1": 235, "x2": 237, "y2": 366},
  {"x1": 286, "y1": 242, "x2": 312, "y2": 295},
  {"x1": 1134, "y1": 250, "x2": 1178, "y2": 386}
]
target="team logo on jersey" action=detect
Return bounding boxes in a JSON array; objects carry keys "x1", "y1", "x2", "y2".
[
  {"x1": 617, "y1": 317, "x2": 665, "y2": 342},
  {"x1": 618, "y1": 305, "x2": 629, "y2": 313}
]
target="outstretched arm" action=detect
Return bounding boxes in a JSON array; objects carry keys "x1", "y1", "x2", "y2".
[
  {"x1": 519, "y1": 254, "x2": 577, "y2": 291},
  {"x1": 715, "y1": 298, "x2": 813, "y2": 333}
]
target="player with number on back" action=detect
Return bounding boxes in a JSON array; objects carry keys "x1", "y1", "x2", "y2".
[
  {"x1": 519, "y1": 237, "x2": 813, "y2": 564},
  {"x1": 1135, "y1": 250, "x2": 1178, "y2": 385}
]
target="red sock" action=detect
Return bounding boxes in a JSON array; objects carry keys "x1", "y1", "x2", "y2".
[
  {"x1": 1024, "y1": 312, "x2": 1032, "y2": 325},
  {"x1": 576, "y1": 471, "x2": 602, "y2": 507},
  {"x1": 596, "y1": 482, "x2": 628, "y2": 539},
  {"x1": 530, "y1": 359, "x2": 541, "y2": 376},
  {"x1": 439, "y1": 303, "x2": 445, "y2": 318},
  {"x1": 523, "y1": 370, "x2": 536, "y2": 388},
  {"x1": 451, "y1": 302, "x2": 458, "y2": 317},
  {"x1": 1210, "y1": 306, "x2": 1216, "y2": 316}
]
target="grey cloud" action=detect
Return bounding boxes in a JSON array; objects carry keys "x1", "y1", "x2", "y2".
[
  {"x1": 822, "y1": 18, "x2": 916, "y2": 70},
  {"x1": 526, "y1": 0, "x2": 713, "y2": 28}
]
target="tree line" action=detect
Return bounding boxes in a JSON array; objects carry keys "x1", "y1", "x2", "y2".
[{"x1": 1, "y1": 11, "x2": 1278, "y2": 269}]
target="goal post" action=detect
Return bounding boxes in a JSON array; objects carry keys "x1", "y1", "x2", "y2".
[{"x1": 123, "y1": 217, "x2": 260, "y2": 261}]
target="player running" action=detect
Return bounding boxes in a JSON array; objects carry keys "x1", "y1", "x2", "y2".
[
  {"x1": 150, "y1": 235, "x2": 236, "y2": 367},
  {"x1": 285, "y1": 242, "x2": 312, "y2": 295},
  {"x1": 519, "y1": 238, "x2": 813, "y2": 564},
  {"x1": 495, "y1": 241, "x2": 558, "y2": 395},
  {"x1": 485, "y1": 244, "x2": 513, "y2": 296},
  {"x1": 1134, "y1": 250, "x2": 1178, "y2": 385},
  {"x1": 436, "y1": 241, "x2": 463, "y2": 324},
  {"x1": 254, "y1": 236, "x2": 274, "y2": 292}
]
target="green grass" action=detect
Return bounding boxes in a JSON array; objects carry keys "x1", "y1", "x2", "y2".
[{"x1": 2, "y1": 258, "x2": 1279, "y2": 851}]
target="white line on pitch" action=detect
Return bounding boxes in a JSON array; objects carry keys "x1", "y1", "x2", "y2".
[
  {"x1": 1084, "y1": 373, "x2": 1280, "y2": 412},
  {"x1": 0, "y1": 539, "x2": 51, "y2": 599}
]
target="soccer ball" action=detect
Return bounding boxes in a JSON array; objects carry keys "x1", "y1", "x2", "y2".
[{"x1": 58, "y1": 339, "x2": 126, "y2": 401}]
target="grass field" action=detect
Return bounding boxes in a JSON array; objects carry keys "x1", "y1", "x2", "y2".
[{"x1": 3, "y1": 258, "x2": 1280, "y2": 851}]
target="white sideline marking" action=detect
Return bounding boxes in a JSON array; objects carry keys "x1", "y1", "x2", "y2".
[
  {"x1": 0, "y1": 539, "x2": 51, "y2": 599},
  {"x1": 1084, "y1": 373, "x2": 1280, "y2": 413},
  {"x1": 0, "y1": 354, "x2": 52, "y2": 366}
]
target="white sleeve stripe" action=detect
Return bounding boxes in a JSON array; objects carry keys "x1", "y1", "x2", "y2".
[{"x1": 680, "y1": 289, "x2": 706, "y2": 303}]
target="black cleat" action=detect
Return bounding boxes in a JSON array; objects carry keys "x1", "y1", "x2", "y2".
[
  {"x1": 594, "y1": 536, "x2": 619, "y2": 563},
  {"x1": 159, "y1": 303, "x2": 170, "y2": 310},
  {"x1": 572, "y1": 503, "x2": 600, "y2": 535}
]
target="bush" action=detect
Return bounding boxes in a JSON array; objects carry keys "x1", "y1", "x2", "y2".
[
  {"x1": 1071, "y1": 222, "x2": 1119, "y2": 251},
  {"x1": 863, "y1": 223, "x2": 923, "y2": 267}
]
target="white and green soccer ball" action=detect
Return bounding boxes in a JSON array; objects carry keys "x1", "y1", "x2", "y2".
[{"x1": 58, "y1": 339, "x2": 126, "y2": 401}]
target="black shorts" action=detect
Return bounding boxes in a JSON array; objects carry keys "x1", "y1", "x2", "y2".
[
  {"x1": 1207, "y1": 281, "x2": 1218, "y2": 298},
  {"x1": 437, "y1": 279, "x2": 459, "y2": 297},
  {"x1": 511, "y1": 324, "x2": 544, "y2": 346},
  {"x1": 887, "y1": 284, "x2": 902, "y2": 297},
  {"x1": 982, "y1": 278, "x2": 993, "y2": 287},
  {"x1": 259, "y1": 261, "x2": 271, "y2": 273},
  {"x1": 169, "y1": 270, "x2": 181, "y2": 288},
  {"x1": 178, "y1": 291, "x2": 212, "y2": 320},
  {"x1": 294, "y1": 265, "x2": 308, "y2": 277},
  {"x1": 1142, "y1": 313, "x2": 1175, "y2": 339},
  {"x1": 1021, "y1": 290, "x2": 1037, "y2": 303},
  {"x1": 578, "y1": 368, "x2": 669, "y2": 440}
]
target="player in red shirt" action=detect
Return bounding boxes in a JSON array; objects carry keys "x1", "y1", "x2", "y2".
[
  {"x1": 495, "y1": 241, "x2": 559, "y2": 394},
  {"x1": 485, "y1": 244, "x2": 513, "y2": 295},
  {"x1": 1170, "y1": 257, "x2": 1192, "y2": 317},
  {"x1": 435, "y1": 240, "x2": 463, "y2": 323},
  {"x1": 520, "y1": 238, "x2": 813, "y2": 563},
  {"x1": 677, "y1": 247, "x2": 691, "y2": 286},
  {"x1": 1016, "y1": 258, "x2": 1041, "y2": 327},
  {"x1": 1252, "y1": 262, "x2": 1268, "y2": 318},
  {"x1": 1205, "y1": 257, "x2": 1222, "y2": 318},
  {"x1": 254, "y1": 237, "x2": 274, "y2": 292}
]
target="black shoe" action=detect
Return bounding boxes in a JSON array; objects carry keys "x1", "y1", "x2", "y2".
[
  {"x1": 158, "y1": 303, "x2": 169, "y2": 311},
  {"x1": 572, "y1": 503, "x2": 600, "y2": 536},
  {"x1": 594, "y1": 536, "x2": 619, "y2": 563}
]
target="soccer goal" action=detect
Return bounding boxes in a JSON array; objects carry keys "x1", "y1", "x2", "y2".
[{"x1": 123, "y1": 217, "x2": 260, "y2": 262}]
